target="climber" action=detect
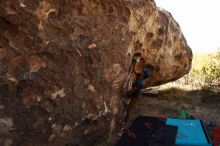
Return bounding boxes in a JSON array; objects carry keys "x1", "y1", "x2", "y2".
[
  {"x1": 124, "y1": 54, "x2": 153, "y2": 123},
  {"x1": 127, "y1": 54, "x2": 152, "y2": 98},
  {"x1": 127, "y1": 66, "x2": 151, "y2": 98}
]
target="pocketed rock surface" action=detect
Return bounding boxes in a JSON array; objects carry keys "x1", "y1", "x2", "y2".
[{"x1": 0, "y1": 0, "x2": 192, "y2": 145}]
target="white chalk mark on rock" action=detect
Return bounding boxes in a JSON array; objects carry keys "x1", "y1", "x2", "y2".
[
  {"x1": 104, "y1": 101, "x2": 109, "y2": 114},
  {"x1": 20, "y1": 2, "x2": 26, "y2": 8},
  {"x1": 51, "y1": 88, "x2": 66, "y2": 100}
]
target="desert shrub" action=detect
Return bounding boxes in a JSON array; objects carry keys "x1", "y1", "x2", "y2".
[
  {"x1": 201, "y1": 53, "x2": 220, "y2": 85},
  {"x1": 175, "y1": 51, "x2": 220, "y2": 88}
]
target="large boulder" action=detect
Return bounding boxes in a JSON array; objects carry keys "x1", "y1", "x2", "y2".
[{"x1": 0, "y1": 0, "x2": 192, "y2": 145}]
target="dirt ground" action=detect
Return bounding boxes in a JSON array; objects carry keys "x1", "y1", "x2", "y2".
[{"x1": 98, "y1": 89, "x2": 220, "y2": 146}]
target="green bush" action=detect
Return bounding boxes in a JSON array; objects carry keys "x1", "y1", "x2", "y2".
[
  {"x1": 201, "y1": 52, "x2": 220, "y2": 85},
  {"x1": 180, "y1": 51, "x2": 220, "y2": 87}
]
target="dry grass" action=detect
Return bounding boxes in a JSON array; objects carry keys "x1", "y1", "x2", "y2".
[{"x1": 158, "y1": 87, "x2": 193, "y2": 103}]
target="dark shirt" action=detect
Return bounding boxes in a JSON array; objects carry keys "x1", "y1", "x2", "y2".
[
  {"x1": 144, "y1": 68, "x2": 150, "y2": 79},
  {"x1": 129, "y1": 67, "x2": 150, "y2": 98}
]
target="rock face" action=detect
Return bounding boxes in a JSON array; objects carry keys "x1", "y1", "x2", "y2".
[{"x1": 0, "y1": 0, "x2": 192, "y2": 145}]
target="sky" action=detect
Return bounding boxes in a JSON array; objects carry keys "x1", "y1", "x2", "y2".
[{"x1": 154, "y1": 0, "x2": 220, "y2": 53}]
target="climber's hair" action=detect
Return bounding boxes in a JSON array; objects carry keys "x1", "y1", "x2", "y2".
[{"x1": 132, "y1": 52, "x2": 141, "y2": 62}]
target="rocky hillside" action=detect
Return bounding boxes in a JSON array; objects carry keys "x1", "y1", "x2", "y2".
[{"x1": 0, "y1": 0, "x2": 192, "y2": 145}]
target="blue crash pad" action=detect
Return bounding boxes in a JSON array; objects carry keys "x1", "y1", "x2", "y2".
[{"x1": 166, "y1": 118, "x2": 212, "y2": 146}]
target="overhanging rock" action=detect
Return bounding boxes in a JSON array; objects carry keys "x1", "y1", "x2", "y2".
[{"x1": 0, "y1": 0, "x2": 192, "y2": 145}]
